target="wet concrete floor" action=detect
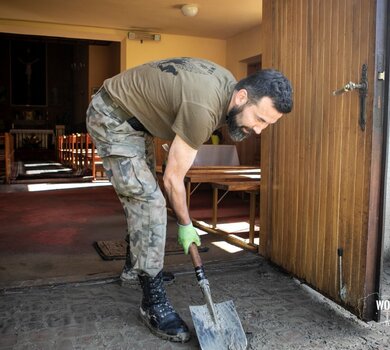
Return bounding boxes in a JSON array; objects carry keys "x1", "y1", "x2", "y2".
[{"x1": 1, "y1": 254, "x2": 389, "y2": 350}]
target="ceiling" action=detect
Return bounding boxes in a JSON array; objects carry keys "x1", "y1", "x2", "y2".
[{"x1": 0, "y1": 0, "x2": 262, "y2": 40}]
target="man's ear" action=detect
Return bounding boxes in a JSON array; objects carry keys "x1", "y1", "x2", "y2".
[{"x1": 234, "y1": 89, "x2": 248, "y2": 106}]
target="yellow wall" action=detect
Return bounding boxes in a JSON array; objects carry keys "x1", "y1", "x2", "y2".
[
  {"x1": 224, "y1": 26, "x2": 262, "y2": 165},
  {"x1": 124, "y1": 34, "x2": 226, "y2": 68},
  {"x1": 226, "y1": 25, "x2": 262, "y2": 79},
  {"x1": 88, "y1": 43, "x2": 120, "y2": 96}
]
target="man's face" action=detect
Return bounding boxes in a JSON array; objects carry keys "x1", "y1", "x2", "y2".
[{"x1": 227, "y1": 95, "x2": 283, "y2": 142}]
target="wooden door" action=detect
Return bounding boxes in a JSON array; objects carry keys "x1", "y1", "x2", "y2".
[{"x1": 260, "y1": 0, "x2": 384, "y2": 320}]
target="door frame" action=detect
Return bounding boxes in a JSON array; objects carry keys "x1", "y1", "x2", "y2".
[{"x1": 376, "y1": 0, "x2": 390, "y2": 322}]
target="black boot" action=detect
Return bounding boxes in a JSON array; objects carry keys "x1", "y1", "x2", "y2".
[{"x1": 138, "y1": 271, "x2": 190, "y2": 342}]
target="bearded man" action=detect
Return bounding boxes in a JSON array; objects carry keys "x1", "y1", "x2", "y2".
[{"x1": 86, "y1": 57, "x2": 293, "y2": 343}]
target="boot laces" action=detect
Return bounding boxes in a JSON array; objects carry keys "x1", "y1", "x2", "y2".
[{"x1": 149, "y1": 284, "x2": 175, "y2": 317}]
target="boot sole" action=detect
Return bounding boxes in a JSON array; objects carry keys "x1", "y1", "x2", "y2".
[{"x1": 139, "y1": 307, "x2": 190, "y2": 343}]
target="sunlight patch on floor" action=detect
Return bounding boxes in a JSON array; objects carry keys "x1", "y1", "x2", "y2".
[
  {"x1": 26, "y1": 169, "x2": 73, "y2": 175},
  {"x1": 24, "y1": 163, "x2": 64, "y2": 167},
  {"x1": 211, "y1": 240, "x2": 243, "y2": 253},
  {"x1": 27, "y1": 181, "x2": 111, "y2": 192},
  {"x1": 195, "y1": 220, "x2": 259, "y2": 233},
  {"x1": 218, "y1": 221, "x2": 259, "y2": 233}
]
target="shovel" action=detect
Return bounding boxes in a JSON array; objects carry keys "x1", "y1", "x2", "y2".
[{"x1": 188, "y1": 243, "x2": 247, "y2": 350}]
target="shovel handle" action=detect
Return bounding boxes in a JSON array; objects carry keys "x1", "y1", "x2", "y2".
[
  {"x1": 189, "y1": 243, "x2": 203, "y2": 268},
  {"x1": 189, "y1": 243, "x2": 208, "y2": 284}
]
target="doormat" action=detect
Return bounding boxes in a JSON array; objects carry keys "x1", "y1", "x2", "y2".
[{"x1": 94, "y1": 239, "x2": 209, "y2": 260}]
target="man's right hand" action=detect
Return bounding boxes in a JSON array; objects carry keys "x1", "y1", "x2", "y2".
[{"x1": 177, "y1": 223, "x2": 201, "y2": 255}]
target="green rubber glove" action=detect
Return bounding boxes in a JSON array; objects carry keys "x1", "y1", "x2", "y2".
[{"x1": 177, "y1": 223, "x2": 201, "y2": 255}]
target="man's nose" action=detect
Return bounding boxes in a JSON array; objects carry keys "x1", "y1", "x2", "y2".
[{"x1": 253, "y1": 124, "x2": 268, "y2": 134}]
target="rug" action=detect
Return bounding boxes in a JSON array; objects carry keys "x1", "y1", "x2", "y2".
[{"x1": 94, "y1": 239, "x2": 209, "y2": 260}]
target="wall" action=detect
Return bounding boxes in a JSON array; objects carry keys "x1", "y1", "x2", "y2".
[
  {"x1": 88, "y1": 43, "x2": 120, "y2": 98},
  {"x1": 124, "y1": 34, "x2": 226, "y2": 68},
  {"x1": 224, "y1": 26, "x2": 262, "y2": 165},
  {"x1": 226, "y1": 25, "x2": 262, "y2": 79}
]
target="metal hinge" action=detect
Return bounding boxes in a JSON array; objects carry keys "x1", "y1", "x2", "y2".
[{"x1": 378, "y1": 71, "x2": 385, "y2": 80}]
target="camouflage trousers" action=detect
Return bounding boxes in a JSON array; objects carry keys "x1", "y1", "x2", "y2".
[{"x1": 86, "y1": 87, "x2": 167, "y2": 278}]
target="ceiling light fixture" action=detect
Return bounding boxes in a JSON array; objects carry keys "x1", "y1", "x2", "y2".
[{"x1": 181, "y1": 4, "x2": 199, "y2": 17}]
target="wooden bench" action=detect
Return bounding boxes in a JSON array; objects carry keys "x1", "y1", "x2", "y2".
[
  {"x1": 85, "y1": 134, "x2": 105, "y2": 179},
  {"x1": 57, "y1": 133, "x2": 105, "y2": 180},
  {"x1": 211, "y1": 181, "x2": 260, "y2": 248},
  {"x1": 56, "y1": 135, "x2": 64, "y2": 163},
  {"x1": 60, "y1": 135, "x2": 72, "y2": 167}
]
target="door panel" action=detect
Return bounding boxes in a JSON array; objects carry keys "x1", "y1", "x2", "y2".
[{"x1": 260, "y1": 0, "x2": 378, "y2": 318}]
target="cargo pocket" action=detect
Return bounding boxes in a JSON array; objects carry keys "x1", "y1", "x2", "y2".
[
  {"x1": 108, "y1": 156, "x2": 157, "y2": 197},
  {"x1": 131, "y1": 157, "x2": 158, "y2": 196}
]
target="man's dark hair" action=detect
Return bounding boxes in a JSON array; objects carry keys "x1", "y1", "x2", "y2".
[{"x1": 235, "y1": 69, "x2": 293, "y2": 113}]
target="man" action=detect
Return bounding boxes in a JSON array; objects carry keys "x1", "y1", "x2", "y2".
[{"x1": 86, "y1": 57, "x2": 293, "y2": 343}]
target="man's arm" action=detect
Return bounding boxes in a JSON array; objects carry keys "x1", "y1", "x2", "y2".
[{"x1": 163, "y1": 134, "x2": 197, "y2": 225}]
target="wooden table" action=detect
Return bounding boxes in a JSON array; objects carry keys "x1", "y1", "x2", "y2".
[{"x1": 183, "y1": 168, "x2": 260, "y2": 208}]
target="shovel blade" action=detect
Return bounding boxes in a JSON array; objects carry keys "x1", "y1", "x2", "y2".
[{"x1": 190, "y1": 299, "x2": 247, "y2": 350}]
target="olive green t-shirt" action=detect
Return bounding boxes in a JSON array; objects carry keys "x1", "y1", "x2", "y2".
[{"x1": 103, "y1": 57, "x2": 236, "y2": 150}]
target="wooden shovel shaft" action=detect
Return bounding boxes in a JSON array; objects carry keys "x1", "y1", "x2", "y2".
[{"x1": 189, "y1": 243, "x2": 202, "y2": 268}]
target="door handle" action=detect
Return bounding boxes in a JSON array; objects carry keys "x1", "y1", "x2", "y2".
[
  {"x1": 332, "y1": 64, "x2": 368, "y2": 131},
  {"x1": 332, "y1": 81, "x2": 365, "y2": 95}
]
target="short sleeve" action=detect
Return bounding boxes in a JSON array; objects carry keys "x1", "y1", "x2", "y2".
[{"x1": 171, "y1": 101, "x2": 216, "y2": 150}]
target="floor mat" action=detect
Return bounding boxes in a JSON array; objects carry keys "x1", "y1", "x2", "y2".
[{"x1": 94, "y1": 239, "x2": 209, "y2": 260}]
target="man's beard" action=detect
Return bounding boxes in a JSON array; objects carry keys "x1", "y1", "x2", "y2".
[{"x1": 226, "y1": 105, "x2": 253, "y2": 142}]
